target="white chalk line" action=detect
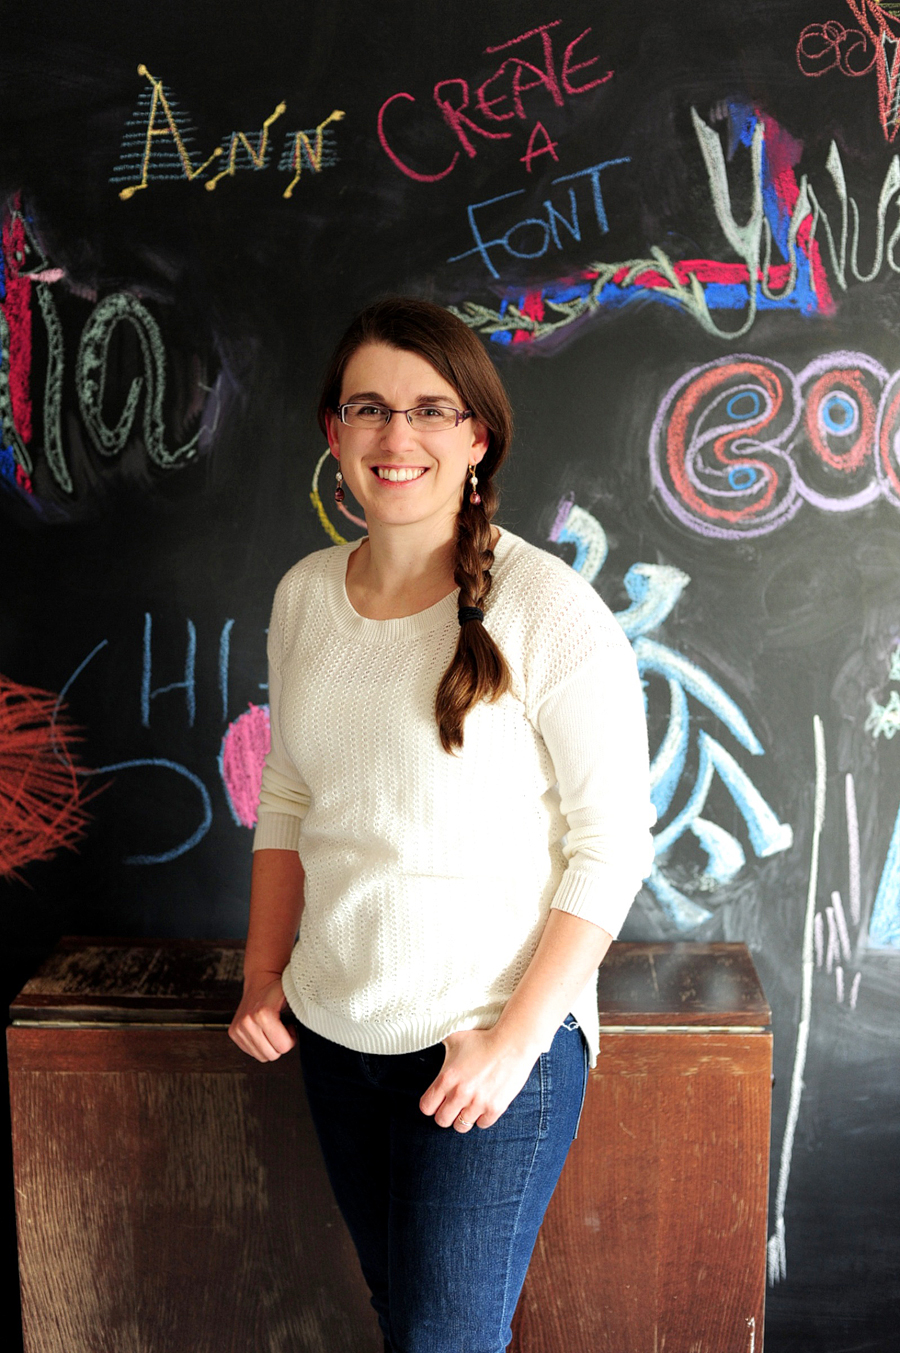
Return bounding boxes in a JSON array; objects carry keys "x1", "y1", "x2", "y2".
[
  {"x1": 845, "y1": 773, "x2": 861, "y2": 929},
  {"x1": 831, "y1": 890, "x2": 852, "y2": 962},
  {"x1": 767, "y1": 714, "x2": 825, "y2": 1285}
]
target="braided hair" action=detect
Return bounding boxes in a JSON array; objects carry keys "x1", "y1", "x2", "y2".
[{"x1": 317, "y1": 297, "x2": 513, "y2": 751}]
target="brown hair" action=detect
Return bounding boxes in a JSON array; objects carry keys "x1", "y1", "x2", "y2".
[{"x1": 318, "y1": 297, "x2": 513, "y2": 751}]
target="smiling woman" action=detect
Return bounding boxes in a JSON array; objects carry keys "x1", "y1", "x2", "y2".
[
  {"x1": 228, "y1": 297, "x2": 655, "y2": 1353},
  {"x1": 323, "y1": 341, "x2": 488, "y2": 540}
]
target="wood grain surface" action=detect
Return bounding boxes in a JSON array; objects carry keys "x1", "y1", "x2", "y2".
[
  {"x1": 512, "y1": 1031, "x2": 771, "y2": 1353},
  {"x1": 9, "y1": 940, "x2": 771, "y2": 1352},
  {"x1": 9, "y1": 1036, "x2": 381, "y2": 1353}
]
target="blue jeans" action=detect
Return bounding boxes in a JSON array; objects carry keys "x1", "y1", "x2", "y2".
[{"x1": 297, "y1": 1018, "x2": 588, "y2": 1353}]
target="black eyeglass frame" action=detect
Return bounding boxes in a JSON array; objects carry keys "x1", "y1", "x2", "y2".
[{"x1": 336, "y1": 403, "x2": 474, "y2": 429}]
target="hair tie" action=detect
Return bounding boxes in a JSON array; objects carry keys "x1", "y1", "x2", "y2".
[{"x1": 458, "y1": 606, "x2": 484, "y2": 625}]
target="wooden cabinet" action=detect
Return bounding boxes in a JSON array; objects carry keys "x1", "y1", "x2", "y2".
[
  {"x1": 512, "y1": 942, "x2": 772, "y2": 1353},
  {"x1": 8, "y1": 939, "x2": 770, "y2": 1353}
]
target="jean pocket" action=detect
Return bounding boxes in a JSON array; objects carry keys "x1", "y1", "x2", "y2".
[
  {"x1": 565, "y1": 1017, "x2": 592, "y2": 1136},
  {"x1": 480, "y1": 1052, "x2": 549, "y2": 1143}
]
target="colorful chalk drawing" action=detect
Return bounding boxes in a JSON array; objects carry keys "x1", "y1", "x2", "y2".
[
  {"x1": 815, "y1": 883, "x2": 864, "y2": 1002},
  {"x1": 279, "y1": 110, "x2": 345, "y2": 199},
  {"x1": 377, "y1": 19, "x2": 613, "y2": 184},
  {"x1": 56, "y1": 634, "x2": 213, "y2": 866},
  {"x1": 813, "y1": 767, "x2": 866, "y2": 999},
  {"x1": 77, "y1": 294, "x2": 204, "y2": 471},
  {"x1": 452, "y1": 99, "x2": 900, "y2": 343},
  {"x1": 648, "y1": 351, "x2": 900, "y2": 946},
  {"x1": 110, "y1": 65, "x2": 343, "y2": 199},
  {"x1": 0, "y1": 675, "x2": 91, "y2": 879},
  {"x1": 219, "y1": 703, "x2": 271, "y2": 827},
  {"x1": 648, "y1": 350, "x2": 900, "y2": 538},
  {"x1": 205, "y1": 100, "x2": 287, "y2": 190},
  {"x1": 549, "y1": 496, "x2": 793, "y2": 929},
  {"x1": 797, "y1": 2, "x2": 900, "y2": 143},
  {"x1": 109, "y1": 65, "x2": 222, "y2": 197},
  {"x1": 0, "y1": 197, "x2": 222, "y2": 506},
  {"x1": 51, "y1": 611, "x2": 278, "y2": 862}
]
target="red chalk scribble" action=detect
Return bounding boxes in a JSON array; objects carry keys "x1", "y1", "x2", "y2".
[
  {"x1": 0, "y1": 676, "x2": 91, "y2": 879},
  {"x1": 1, "y1": 199, "x2": 34, "y2": 447},
  {"x1": 798, "y1": 2, "x2": 900, "y2": 143},
  {"x1": 219, "y1": 703, "x2": 271, "y2": 828}
]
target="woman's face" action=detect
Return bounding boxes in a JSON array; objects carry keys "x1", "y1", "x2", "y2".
[{"x1": 325, "y1": 342, "x2": 488, "y2": 537}]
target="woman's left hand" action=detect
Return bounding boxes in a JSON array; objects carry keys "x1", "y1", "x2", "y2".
[{"x1": 418, "y1": 1027, "x2": 542, "y2": 1133}]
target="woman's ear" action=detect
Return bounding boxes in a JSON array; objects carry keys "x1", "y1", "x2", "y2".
[
  {"x1": 470, "y1": 419, "x2": 490, "y2": 466},
  {"x1": 325, "y1": 409, "x2": 341, "y2": 459}
]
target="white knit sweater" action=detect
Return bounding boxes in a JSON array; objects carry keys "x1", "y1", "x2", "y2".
[{"x1": 253, "y1": 529, "x2": 655, "y2": 1063}]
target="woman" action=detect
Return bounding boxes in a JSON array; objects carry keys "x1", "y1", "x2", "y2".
[{"x1": 229, "y1": 297, "x2": 654, "y2": 1353}]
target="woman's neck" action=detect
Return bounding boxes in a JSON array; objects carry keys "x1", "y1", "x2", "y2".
[
  {"x1": 345, "y1": 522, "x2": 458, "y2": 620},
  {"x1": 345, "y1": 518, "x2": 502, "y2": 621}
]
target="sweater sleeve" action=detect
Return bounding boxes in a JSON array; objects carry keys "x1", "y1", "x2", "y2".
[
  {"x1": 253, "y1": 578, "x2": 311, "y2": 853},
  {"x1": 535, "y1": 634, "x2": 656, "y2": 937}
]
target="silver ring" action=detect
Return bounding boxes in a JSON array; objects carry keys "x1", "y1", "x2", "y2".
[{"x1": 456, "y1": 1114, "x2": 472, "y2": 1128}]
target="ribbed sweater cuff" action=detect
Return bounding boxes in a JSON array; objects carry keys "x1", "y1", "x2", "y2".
[
  {"x1": 252, "y1": 812, "x2": 303, "y2": 852},
  {"x1": 550, "y1": 867, "x2": 640, "y2": 938}
]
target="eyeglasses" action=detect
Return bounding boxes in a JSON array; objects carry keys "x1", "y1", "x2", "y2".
[{"x1": 337, "y1": 402, "x2": 473, "y2": 431}]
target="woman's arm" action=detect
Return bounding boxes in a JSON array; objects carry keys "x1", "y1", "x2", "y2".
[
  {"x1": 419, "y1": 909, "x2": 611, "y2": 1130},
  {"x1": 421, "y1": 631, "x2": 654, "y2": 1132},
  {"x1": 228, "y1": 847, "x2": 305, "y2": 1062}
]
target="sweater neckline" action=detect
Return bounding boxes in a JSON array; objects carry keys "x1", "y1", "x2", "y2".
[{"x1": 325, "y1": 530, "x2": 517, "y2": 641}]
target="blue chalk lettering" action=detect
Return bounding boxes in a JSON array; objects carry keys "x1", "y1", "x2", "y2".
[
  {"x1": 504, "y1": 217, "x2": 551, "y2": 260},
  {"x1": 551, "y1": 157, "x2": 630, "y2": 233},
  {"x1": 448, "y1": 189, "x2": 526, "y2": 280},
  {"x1": 55, "y1": 637, "x2": 211, "y2": 864},
  {"x1": 544, "y1": 188, "x2": 581, "y2": 250},
  {"x1": 219, "y1": 618, "x2": 235, "y2": 722},
  {"x1": 90, "y1": 757, "x2": 212, "y2": 865},
  {"x1": 141, "y1": 612, "x2": 197, "y2": 728}
]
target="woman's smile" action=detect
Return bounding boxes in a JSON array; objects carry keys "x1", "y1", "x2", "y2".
[{"x1": 372, "y1": 464, "x2": 429, "y2": 483}]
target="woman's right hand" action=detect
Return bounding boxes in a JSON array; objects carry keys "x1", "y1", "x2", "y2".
[{"x1": 228, "y1": 974, "x2": 298, "y2": 1062}]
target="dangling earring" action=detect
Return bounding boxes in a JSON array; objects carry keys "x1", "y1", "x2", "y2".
[
  {"x1": 468, "y1": 465, "x2": 481, "y2": 506},
  {"x1": 334, "y1": 468, "x2": 345, "y2": 504}
]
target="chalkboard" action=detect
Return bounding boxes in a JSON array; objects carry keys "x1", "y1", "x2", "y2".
[{"x1": 2, "y1": 2, "x2": 899, "y2": 1348}]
